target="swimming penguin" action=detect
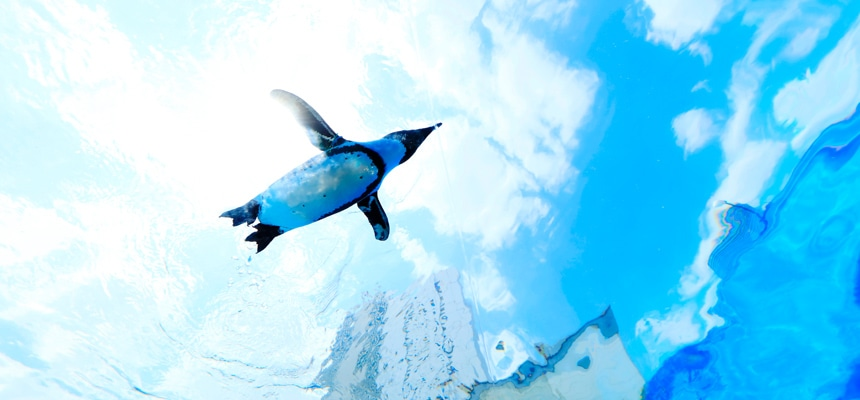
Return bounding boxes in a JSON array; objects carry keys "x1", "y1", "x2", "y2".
[{"x1": 221, "y1": 89, "x2": 441, "y2": 253}]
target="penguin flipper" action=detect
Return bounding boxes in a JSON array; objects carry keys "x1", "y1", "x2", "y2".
[
  {"x1": 270, "y1": 89, "x2": 345, "y2": 151},
  {"x1": 357, "y1": 192, "x2": 390, "y2": 241},
  {"x1": 220, "y1": 200, "x2": 260, "y2": 226},
  {"x1": 245, "y1": 223, "x2": 284, "y2": 253}
]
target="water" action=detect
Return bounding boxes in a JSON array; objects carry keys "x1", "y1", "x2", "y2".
[
  {"x1": 646, "y1": 104, "x2": 860, "y2": 399},
  {"x1": 2, "y1": 1, "x2": 860, "y2": 399}
]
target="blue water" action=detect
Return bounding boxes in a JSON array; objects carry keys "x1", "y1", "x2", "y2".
[
  {"x1": 4, "y1": 1, "x2": 860, "y2": 398},
  {"x1": 645, "y1": 105, "x2": 860, "y2": 398}
]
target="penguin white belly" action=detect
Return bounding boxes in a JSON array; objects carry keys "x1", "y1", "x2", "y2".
[{"x1": 256, "y1": 151, "x2": 381, "y2": 229}]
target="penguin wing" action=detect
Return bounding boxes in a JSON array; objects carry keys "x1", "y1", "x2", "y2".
[
  {"x1": 356, "y1": 192, "x2": 390, "y2": 241},
  {"x1": 271, "y1": 89, "x2": 345, "y2": 151}
]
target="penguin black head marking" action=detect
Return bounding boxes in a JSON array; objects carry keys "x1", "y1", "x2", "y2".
[{"x1": 384, "y1": 122, "x2": 442, "y2": 164}]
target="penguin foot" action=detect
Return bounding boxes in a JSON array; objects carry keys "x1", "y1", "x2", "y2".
[
  {"x1": 220, "y1": 200, "x2": 260, "y2": 226},
  {"x1": 245, "y1": 223, "x2": 284, "y2": 253}
]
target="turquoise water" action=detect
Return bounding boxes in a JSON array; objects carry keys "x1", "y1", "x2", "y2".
[
  {"x1": 646, "y1": 105, "x2": 860, "y2": 399},
  {"x1": 310, "y1": 108, "x2": 860, "y2": 398},
  {"x1": 3, "y1": 1, "x2": 860, "y2": 399}
]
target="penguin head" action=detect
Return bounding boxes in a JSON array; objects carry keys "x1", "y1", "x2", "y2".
[{"x1": 384, "y1": 122, "x2": 442, "y2": 164}]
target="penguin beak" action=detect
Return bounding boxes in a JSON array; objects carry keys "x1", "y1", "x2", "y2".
[{"x1": 385, "y1": 122, "x2": 442, "y2": 164}]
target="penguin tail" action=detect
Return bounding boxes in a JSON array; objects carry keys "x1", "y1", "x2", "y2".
[
  {"x1": 220, "y1": 200, "x2": 260, "y2": 226},
  {"x1": 245, "y1": 223, "x2": 284, "y2": 253}
]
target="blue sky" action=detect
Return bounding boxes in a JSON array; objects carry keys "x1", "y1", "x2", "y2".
[{"x1": 2, "y1": 0, "x2": 860, "y2": 396}]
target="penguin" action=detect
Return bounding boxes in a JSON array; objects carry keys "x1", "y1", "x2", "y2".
[{"x1": 221, "y1": 89, "x2": 441, "y2": 253}]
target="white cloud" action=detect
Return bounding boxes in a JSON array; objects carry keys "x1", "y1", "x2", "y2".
[
  {"x1": 638, "y1": 2, "x2": 826, "y2": 368},
  {"x1": 0, "y1": 354, "x2": 36, "y2": 392},
  {"x1": 644, "y1": 135, "x2": 786, "y2": 365},
  {"x1": 4, "y1": 0, "x2": 139, "y2": 88},
  {"x1": 672, "y1": 108, "x2": 720, "y2": 155},
  {"x1": 0, "y1": 194, "x2": 81, "y2": 266},
  {"x1": 775, "y1": 15, "x2": 860, "y2": 152},
  {"x1": 766, "y1": 2, "x2": 837, "y2": 64},
  {"x1": 462, "y1": 256, "x2": 516, "y2": 312},
  {"x1": 490, "y1": 0, "x2": 578, "y2": 27},
  {"x1": 636, "y1": 303, "x2": 702, "y2": 347},
  {"x1": 691, "y1": 80, "x2": 711, "y2": 92},
  {"x1": 780, "y1": 27, "x2": 824, "y2": 61},
  {"x1": 529, "y1": 0, "x2": 578, "y2": 27},
  {"x1": 377, "y1": 4, "x2": 599, "y2": 249},
  {"x1": 677, "y1": 230, "x2": 721, "y2": 300},
  {"x1": 687, "y1": 40, "x2": 713, "y2": 65},
  {"x1": 393, "y1": 228, "x2": 447, "y2": 280},
  {"x1": 635, "y1": 302, "x2": 704, "y2": 368},
  {"x1": 0, "y1": 188, "x2": 202, "y2": 323},
  {"x1": 386, "y1": 115, "x2": 553, "y2": 249},
  {"x1": 640, "y1": 0, "x2": 725, "y2": 49},
  {"x1": 673, "y1": 140, "x2": 785, "y2": 298},
  {"x1": 713, "y1": 140, "x2": 786, "y2": 206}
]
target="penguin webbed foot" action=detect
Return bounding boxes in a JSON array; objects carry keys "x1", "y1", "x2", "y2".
[
  {"x1": 245, "y1": 223, "x2": 284, "y2": 253},
  {"x1": 220, "y1": 200, "x2": 260, "y2": 226}
]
